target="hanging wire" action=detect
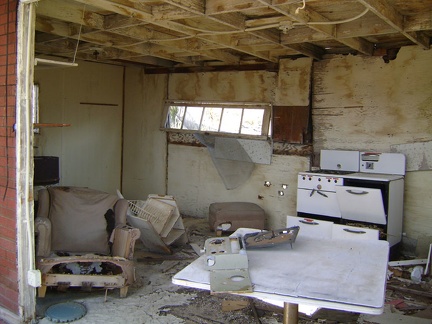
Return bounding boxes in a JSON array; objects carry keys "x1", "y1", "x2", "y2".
[
  {"x1": 295, "y1": 0, "x2": 306, "y2": 14},
  {"x1": 307, "y1": 8, "x2": 369, "y2": 25},
  {"x1": 73, "y1": 4, "x2": 86, "y2": 63}
]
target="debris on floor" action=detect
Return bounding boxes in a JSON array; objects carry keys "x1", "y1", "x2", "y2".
[
  {"x1": 35, "y1": 217, "x2": 432, "y2": 324},
  {"x1": 359, "y1": 260, "x2": 432, "y2": 324}
]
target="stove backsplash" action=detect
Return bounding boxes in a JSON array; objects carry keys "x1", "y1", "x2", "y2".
[
  {"x1": 359, "y1": 152, "x2": 405, "y2": 175},
  {"x1": 318, "y1": 150, "x2": 405, "y2": 176},
  {"x1": 320, "y1": 150, "x2": 360, "y2": 172}
]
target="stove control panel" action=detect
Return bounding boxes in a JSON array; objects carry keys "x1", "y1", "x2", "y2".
[{"x1": 298, "y1": 173, "x2": 344, "y2": 191}]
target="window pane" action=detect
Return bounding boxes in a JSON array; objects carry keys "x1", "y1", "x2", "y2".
[
  {"x1": 164, "y1": 101, "x2": 270, "y2": 138},
  {"x1": 167, "y1": 105, "x2": 185, "y2": 129},
  {"x1": 182, "y1": 106, "x2": 203, "y2": 130},
  {"x1": 241, "y1": 109, "x2": 264, "y2": 135},
  {"x1": 220, "y1": 108, "x2": 242, "y2": 133},
  {"x1": 201, "y1": 107, "x2": 222, "y2": 131}
]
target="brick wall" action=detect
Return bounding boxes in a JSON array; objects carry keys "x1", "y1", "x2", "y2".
[{"x1": 0, "y1": 0, "x2": 18, "y2": 316}]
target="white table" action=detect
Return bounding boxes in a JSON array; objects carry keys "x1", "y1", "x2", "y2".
[{"x1": 172, "y1": 235, "x2": 389, "y2": 323}]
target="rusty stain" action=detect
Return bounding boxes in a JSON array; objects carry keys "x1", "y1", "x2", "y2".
[{"x1": 299, "y1": 70, "x2": 309, "y2": 94}]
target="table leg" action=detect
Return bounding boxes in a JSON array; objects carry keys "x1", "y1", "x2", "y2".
[{"x1": 283, "y1": 302, "x2": 298, "y2": 324}]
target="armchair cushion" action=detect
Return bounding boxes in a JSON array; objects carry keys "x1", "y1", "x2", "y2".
[{"x1": 47, "y1": 187, "x2": 119, "y2": 255}]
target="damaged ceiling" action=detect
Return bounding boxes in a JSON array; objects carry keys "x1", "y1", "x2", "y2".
[{"x1": 34, "y1": 0, "x2": 432, "y2": 72}]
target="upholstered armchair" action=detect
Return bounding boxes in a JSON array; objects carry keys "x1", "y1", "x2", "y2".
[{"x1": 35, "y1": 186, "x2": 140, "y2": 298}]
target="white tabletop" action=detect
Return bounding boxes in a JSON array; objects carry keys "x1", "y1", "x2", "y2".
[{"x1": 173, "y1": 235, "x2": 389, "y2": 315}]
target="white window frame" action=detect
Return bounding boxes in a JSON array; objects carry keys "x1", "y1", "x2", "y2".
[{"x1": 162, "y1": 100, "x2": 272, "y2": 139}]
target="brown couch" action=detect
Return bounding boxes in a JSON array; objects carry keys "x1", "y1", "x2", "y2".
[{"x1": 35, "y1": 186, "x2": 140, "y2": 298}]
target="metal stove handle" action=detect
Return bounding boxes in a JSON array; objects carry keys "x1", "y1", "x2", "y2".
[
  {"x1": 343, "y1": 228, "x2": 366, "y2": 234},
  {"x1": 346, "y1": 189, "x2": 368, "y2": 195},
  {"x1": 299, "y1": 219, "x2": 319, "y2": 225},
  {"x1": 317, "y1": 190, "x2": 328, "y2": 198},
  {"x1": 309, "y1": 189, "x2": 328, "y2": 198}
]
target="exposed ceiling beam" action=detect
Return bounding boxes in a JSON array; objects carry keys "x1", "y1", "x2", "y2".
[
  {"x1": 257, "y1": 0, "x2": 375, "y2": 55},
  {"x1": 35, "y1": 16, "x2": 191, "y2": 65},
  {"x1": 205, "y1": 0, "x2": 267, "y2": 14},
  {"x1": 33, "y1": 0, "x2": 432, "y2": 69},
  {"x1": 356, "y1": 0, "x2": 430, "y2": 49},
  {"x1": 36, "y1": 0, "x2": 242, "y2": 65},
  {"x1": 69, "y1": 0, "x2": 283, "y2": 63}
]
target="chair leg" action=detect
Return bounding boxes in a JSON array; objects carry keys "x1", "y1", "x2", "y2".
[
  {"x1": 119, "y1": 286, "x2": 128, "y2": 298},
  {"x1": 38, "y1": 285, "x2": 47, "y2": 298}
]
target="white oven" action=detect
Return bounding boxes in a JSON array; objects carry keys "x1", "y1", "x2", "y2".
[
  {"x1": 297, "y1": 151, "x2": 405, "y2": 247},
  {"x1": 297, "y1": 172, "x2": 343, "y2": 218}
]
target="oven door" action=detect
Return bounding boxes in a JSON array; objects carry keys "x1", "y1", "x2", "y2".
[
  {"x1": 296, "y1": 188, "x2": 341, "y2": 218},
  {"x1": 335, "y1": 186, "x2": 386, "y2": 225}
]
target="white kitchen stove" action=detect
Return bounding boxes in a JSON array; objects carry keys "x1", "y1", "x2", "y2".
[{"x1": 296, "y1": 150, "x2": 406, "y2": 248}]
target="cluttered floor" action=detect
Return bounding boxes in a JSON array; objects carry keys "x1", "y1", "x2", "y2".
[{"x1": 36, "y1": 217, "x2": 432, "y2": 324}]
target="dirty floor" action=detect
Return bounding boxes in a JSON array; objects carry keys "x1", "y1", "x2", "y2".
[{"x1": 36, "y1": 217, "x2": 432, "y2": 324}]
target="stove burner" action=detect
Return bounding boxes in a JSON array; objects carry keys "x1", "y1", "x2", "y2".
[{"x1": 307, "y1": 170, "x2": 355, "y2": 175}]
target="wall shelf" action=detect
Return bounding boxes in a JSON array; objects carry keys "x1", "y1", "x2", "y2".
[{"x1": 34, "y1": 123, "x2": 71, "y2": 127}]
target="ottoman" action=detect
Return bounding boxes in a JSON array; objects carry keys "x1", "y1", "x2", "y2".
[{"x1": 209, "y1": 202, "x2": 266, "y2": 234}]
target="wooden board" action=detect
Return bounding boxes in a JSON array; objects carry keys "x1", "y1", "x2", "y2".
[{"x1": 272, "y1": 106, "x2": 310, "y2": 144}]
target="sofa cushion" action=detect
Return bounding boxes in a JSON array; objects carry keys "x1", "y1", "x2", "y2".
[{"x1": 48, "y1": 187, "x2": 119, "y2": 255}]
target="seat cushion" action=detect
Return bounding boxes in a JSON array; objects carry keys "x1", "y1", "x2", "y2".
[
  {"x1": 209, "y1": 202, "x2": 266, "y2": 231},
  {"x1": 48, "y1": 187, "x2": 119, "y2": 255}
]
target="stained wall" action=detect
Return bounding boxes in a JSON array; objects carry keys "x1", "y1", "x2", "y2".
[
  {"x1": 123, "y1": 58, "x2": 313, "y2": 229},
  {"x1": 312, "y1": 46, "x2": 432, "y2": 256}
]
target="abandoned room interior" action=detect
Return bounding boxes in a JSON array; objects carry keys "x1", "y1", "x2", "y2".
[{"x1": 1, "y1": 0, "x2": 432, "y2": 323}]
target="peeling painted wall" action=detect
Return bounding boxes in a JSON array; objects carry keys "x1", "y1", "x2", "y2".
[
  {"x1": 168, "y1": 70, "x2": 276, "y2": 102},
  {"x1": 313, "y1": 47, "x2": 432, "y2": 153},
  {"x1": 313, "y1": 46, "x2": 432, "y2": 256},
  {"x1": 276, "y1": 58, "x2": 312, "y2": 106}
]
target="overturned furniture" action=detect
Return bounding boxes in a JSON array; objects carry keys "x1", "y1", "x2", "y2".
[
  {"x1": 35, "y1": 186, "x2": 140, "y2": 298},
  {"x1": 126, "y1": 194, "x2": 186, "y2": 254}
]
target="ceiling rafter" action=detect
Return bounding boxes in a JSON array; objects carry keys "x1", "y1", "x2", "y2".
[
  {"x1": 35, "y1": 15, "x2": 192, "y2": 65},
  {"x1": 70, "y1": 0, "x2": 282, "y2": 63},
  {"x1": 257, "y1": 0, "x2": 375, "y2": 55},
  {"x1": 355, "y1": 0, "x2": 430, "y2": 49},
  {"x1": 135, "y1": 0, "x2": 306, "y2": 62},
  {"x1": 36, "y1": 0, "x2": 240, "y2": 65},
  {"x1": 33, "y1": 0, "x2": 432, "y2": 71}
]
